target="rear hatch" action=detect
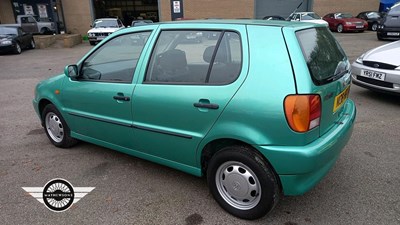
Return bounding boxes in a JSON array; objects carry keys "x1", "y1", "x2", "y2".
[{"x1": 295, "y1": 27, "x2": 351, "y2": 136}]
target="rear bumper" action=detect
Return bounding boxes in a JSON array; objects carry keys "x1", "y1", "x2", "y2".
[{"x1": 256, "y1": 100, "x2": 356, "y2": 195}]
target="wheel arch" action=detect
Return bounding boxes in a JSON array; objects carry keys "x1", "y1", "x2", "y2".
[
  {"x1": 38, "y1": 98, "x2": 54, "y2": 125},
  {"x1": 200, "y1": 138, "x2": 283, "y2": 192}
]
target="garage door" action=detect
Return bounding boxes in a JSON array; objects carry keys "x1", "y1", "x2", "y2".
[{"x1": 255, "y1": 0, "x2": 311, "y2": 19}]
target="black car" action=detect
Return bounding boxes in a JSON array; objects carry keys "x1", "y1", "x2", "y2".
[
  {"x1": 0, "y1": 26, "x2": 35, "y2": 54},
  {"x1": 356, "y1": 11, "x2": 382, "y2": 31},
  {"x1": 377, "y1": 3, "x2": 400, "y2": 40}
]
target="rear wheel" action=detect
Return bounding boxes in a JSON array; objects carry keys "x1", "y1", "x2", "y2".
[
  {"x1": 337, "y1": 24, "x2": 344, "y2": 33},
  {"x1": 89, "y1": 41, "x2": 96, "y2": 46},
  {"x1": 42, "y1": 104, "x2": 78, "y2": 148},
  {"x1": 207, "y1": 145, "x2": 280, "y2": 220}
]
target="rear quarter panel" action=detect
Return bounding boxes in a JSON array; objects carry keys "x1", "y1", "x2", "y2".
[{"x1": 198, "y1": 24, "x2": 318, "y2": 159}]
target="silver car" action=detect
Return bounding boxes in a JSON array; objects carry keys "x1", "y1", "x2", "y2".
[{"x1": 352, "y1": 40, "x2": 400, "y2": 94}]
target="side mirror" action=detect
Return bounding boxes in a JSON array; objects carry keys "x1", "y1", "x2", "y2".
[
  {"x1": 64, "y1": 65, "x2": 79, "y2": 78},
  {"x1": 90, "y1": 24, "x2": 93, "y2": 28}
]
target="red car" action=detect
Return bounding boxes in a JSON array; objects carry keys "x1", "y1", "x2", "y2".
[{"x1": 323, "y1": 13, "x2": 368, "y2": 33}]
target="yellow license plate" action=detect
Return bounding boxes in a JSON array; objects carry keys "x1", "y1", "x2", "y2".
[{"x1": 333, "y1": 86, "x2": 350, "y2": 112}]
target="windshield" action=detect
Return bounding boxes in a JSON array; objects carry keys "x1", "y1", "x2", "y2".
[
  {"x1": 302, "y1": 12, "x2": 321, "y2": 20},
  {"x1": 366, "y1": 12, "x2": 381, "y2": 18},
  {"x1": 336, "y1": 13, "x2": 353, "y2": 19},
  {"x1": 388, "y1": 4, "x2": 400, "y2": 15},
  {"x1": 296, "y1": 27, "x2": 348, "y2": 85},
  {"x1": 0, "y1": 27, "x2": 18, "y2": 35},
  {"x1": 93, "y1": 19, "x2": 118, "y2": 28}
]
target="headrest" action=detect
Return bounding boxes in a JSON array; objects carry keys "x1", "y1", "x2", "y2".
[
  {"x1": 203, "y1": 45, "x2": 227, "y2": 64},
  {"x1": 158, "y1": 49, "x2": 187, "y2": 71}
]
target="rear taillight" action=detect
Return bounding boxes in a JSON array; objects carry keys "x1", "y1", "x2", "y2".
[{"x1": 284, "y1": 95, "x2": 321, "y2": 132}]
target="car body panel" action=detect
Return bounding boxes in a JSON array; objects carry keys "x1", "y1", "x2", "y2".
[{"x1": 33, "y1": 20, "x2": 356, "y2": 197}]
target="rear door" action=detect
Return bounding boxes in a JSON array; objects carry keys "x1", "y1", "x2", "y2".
[
  {"x1": 285, "y1": 27, "x2": 351, "y2": 136},
  {"x1": 131, "y1": 24, "x2": 248, "y2": 168}
]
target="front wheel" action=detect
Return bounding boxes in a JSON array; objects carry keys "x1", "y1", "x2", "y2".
[
  {"x1": 371, "y1": 22, "x2": 378, "y2": 31},
  {"x1": 30, "y1": 39, "x2": 36, "y2": 49},
  {"x1": 14, "y1": 43, "x2": 22, "y2": 54},
  {"x1": 337, "y1": 24, "x2": 344, "y2": 33},
  {"x1": 207, "y1": 146, "x2": 280, "y2": 220},
  {"x1": 42, "y1": 104, "x2": 78, "y2": 148}
]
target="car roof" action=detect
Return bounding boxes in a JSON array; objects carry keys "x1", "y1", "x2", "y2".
[
  {"x1": 95, "y1": 18, "x2": 118, "y2": 21},
  {"x1": 155, "y1": 19, "x2": 319, "y2": 29}
]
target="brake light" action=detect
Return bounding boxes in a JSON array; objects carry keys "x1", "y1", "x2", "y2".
[{"x1": 284, "y1": 95, "x2": 321, "y2": 132}]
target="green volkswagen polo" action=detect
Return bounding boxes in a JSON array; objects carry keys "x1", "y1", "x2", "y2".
[{"x1": 33, "y1": 20, "x2": 356, "y2": 219}]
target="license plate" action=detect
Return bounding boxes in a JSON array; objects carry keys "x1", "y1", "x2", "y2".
[
  {"x1": 360, "y1": 69, "x2": 386, "y2": 81},
  {"x1": 333, "y1": 86, "x2": 350, "y2": 112},
  {"x1": 387, "y1": 32, "x2": 400, "y2": 36},
  {"x1": 356, "y1": 25, "x2": 364, "y2": 28},
  {"x1": 97, "y1": 37, "x2": 105, "y2": 40}
]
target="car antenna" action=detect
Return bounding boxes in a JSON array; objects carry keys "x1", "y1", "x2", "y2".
[{"x1": 287, "y1": 0, "x2": 304, "y2": 20}]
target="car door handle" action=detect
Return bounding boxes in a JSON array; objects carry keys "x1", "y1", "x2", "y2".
[
  {"x1": 193, "y1": 103, "x2": 219, "y2": 109},
  {"x1": 113, "y1": 95, "x2": 130, "y2": 101}
]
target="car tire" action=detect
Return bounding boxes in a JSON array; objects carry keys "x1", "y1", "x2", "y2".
[
  {"x1": 337, "y1": 24, "x2": 344, "y2": 33},
  {"x1": 371, "y1": 22, "x2": 378, "y2": 31},
  {"x1": 30, "y1": 39, "x2": 36, "y2": 49},
  {"x1": 42, "y1": 104, "x2": 78, "y2": 148},
  {"x1": 206, "y1": 145, "x2": 280, "y2": 220},
  {"x1": 40, "y1": 27, "x2": 49, "y2": 35},
  {"x1": 14, "y1": 42, "x2": 22, "y2": 54},
  {"x1": 377, "y1": 33, "x2": 384, "y2": 41},
  {"x1": 89, "y1": 41, "x2": 96, "y2": 46}
]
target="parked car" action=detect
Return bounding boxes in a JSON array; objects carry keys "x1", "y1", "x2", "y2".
[
  {"x1": 33, "y1": 20, "x2": 356, "y2": 220},
  {"x1": 288, "y1": 12, "x2": 329, "y2": 26},
  {"x1": 0, "y1": 26, "x2": 35, "y2": 54},
  {"x1": 87, "y1": 18, "x2": 125, "y2": 45},
  {"x1": 262, "y1": 15, "x2": 286, "y2": 21},
  {"x1": 323, "y1": 12, "x2": 368, "y2": 32},
  {"x1": 131, "y1": 20, "x2": 153, "y2": 27},
  {"x1": 356, "y1": 11, "x2": 382, "y2": 31},
  {"x1": 377, "y1": 2, "x2": 400, "y2": 40},
  {"x1": 1, "y1": 15, "x2": 56, "y2": 35},
  {"x1": 352, "y1": 40, "x2": 400, "y2": 95}
]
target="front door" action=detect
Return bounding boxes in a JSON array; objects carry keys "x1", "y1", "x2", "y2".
[
  {"x1": 60, "y1": 31, "x2": 152, "y2": 149},
  {"x1": 131, "y1": 25, "x2": 248, "y2": 169}
]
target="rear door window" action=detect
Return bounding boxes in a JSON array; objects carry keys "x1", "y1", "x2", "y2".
[
  {"x1": 145, "y1": 30, "x2": 242, "y2": 85},
  {"x1": 296, "y1": 27, "x2": 348, "y2": 85}
]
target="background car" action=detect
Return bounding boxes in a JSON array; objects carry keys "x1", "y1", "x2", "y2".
[
  {"x1": 352, "y1": 40, "x2": 400, "y2": 95},
  {"x1": 323, "y1": 12, "x2": 368, "y2": 32},
  {"x1": 356, "y1": 11, "x2": 382, "y2": 31},
  {"x1": 262, "y1": 15, "x2": 286, "y2": 21},
  {"x1": 87, "y1": 18, "x2": 125, "y2": 45},
  {"x1": 288, "y1": 12, "x2": 329, "y2": 26},
  {"x1": 0, "y1": 26, "x2": 35, "y2": 54},
  {"x1": 377, "y1": 2, "x2": 400, "y2": 40},
  {"x1": 131, "y1": 20, "x2": 153, "y2": 27}
]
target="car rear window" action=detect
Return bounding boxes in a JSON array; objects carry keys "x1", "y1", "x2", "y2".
[{"x1": 296, "y1": 27, "x2": 348, "y2": 85}]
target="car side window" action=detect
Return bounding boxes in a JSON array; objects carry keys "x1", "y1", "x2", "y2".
[
  {"x1": 145, "y1": 30, "x2": 242, "y2": 85},
  {"x1": 80, "y1": 31, "x2": 151, "y2": 83},
  {"x1": 27, "y1": 17, "x2": 36, "y2": 23}
]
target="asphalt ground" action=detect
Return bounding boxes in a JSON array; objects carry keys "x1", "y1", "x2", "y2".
[{"x1": 0, "y1": 31, "x2": 399, "y2": 225}]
